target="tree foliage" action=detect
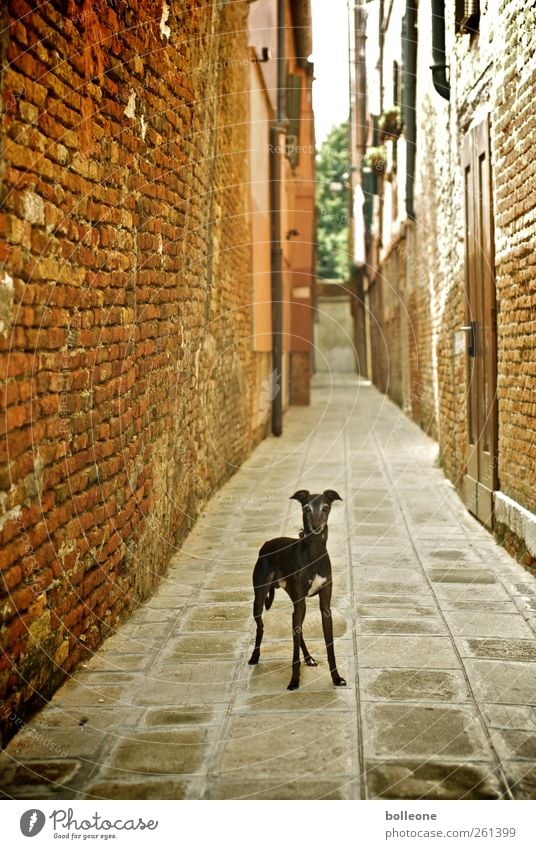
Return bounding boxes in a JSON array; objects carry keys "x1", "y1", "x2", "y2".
[{"x1": 315, "y1": 122, "x2": 350, "y2": 281}]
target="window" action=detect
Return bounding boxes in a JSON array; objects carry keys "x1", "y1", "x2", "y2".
[{"x1": 455, "y1": 0, "x2": 480, "y2": 35}]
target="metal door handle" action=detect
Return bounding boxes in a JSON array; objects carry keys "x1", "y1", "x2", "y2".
[{"x1": 460, "y1": 321, "x2": 476, "y2": 357}]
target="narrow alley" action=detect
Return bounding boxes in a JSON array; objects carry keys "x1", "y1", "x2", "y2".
[{"x1": 2, "y1": 375, "x2": 535, "y2": 801}]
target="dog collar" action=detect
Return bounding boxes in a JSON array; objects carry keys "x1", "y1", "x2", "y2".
[{"x1": 299, "y1": 527, "x2": 325, "y2": 538}]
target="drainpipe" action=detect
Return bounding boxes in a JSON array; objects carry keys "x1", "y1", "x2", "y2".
[
  {"x1": 431, "y1": 0, "x2": 450, "y2": 100},
  {"x1": 403, "y1": 0, "x2": 417, "y2": 220},
  {"x1": 355, "y1": 1, "x2": 367, "y2": 162},
  {"x1": 378, "y1": 0, "x2": 385, "y2": 108},
  {"x1": 270, "y1": 0, "x2": 286, "y2": 436}
]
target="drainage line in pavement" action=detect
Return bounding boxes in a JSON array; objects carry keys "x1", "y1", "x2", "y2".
[{"x1": 344, "y1": 423, "x2": 367, "y2": 800}]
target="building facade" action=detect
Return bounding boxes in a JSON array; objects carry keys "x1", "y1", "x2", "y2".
[
  {"x1": 248, "y1": 0, "x2": 315, "y2": 408},
  {"x1": 351, "y1": 0, "x2": 536, "y2": 562}
]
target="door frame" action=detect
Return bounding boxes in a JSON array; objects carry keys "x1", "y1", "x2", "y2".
[{"x1": 461, "y1": 114, "x2": 498, "y2": 529}]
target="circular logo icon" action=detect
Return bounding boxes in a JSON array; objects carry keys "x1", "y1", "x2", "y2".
[{"x1": 20, "y1": 810, "x2": 46, "y2": 837}]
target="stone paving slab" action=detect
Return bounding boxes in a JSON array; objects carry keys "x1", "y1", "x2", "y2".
[
  {"x1": 244, "y1": 657, "x2": 353, "y2": 694},
  {"x1": 2, "y1": 375, "x2": 536, "y2": 799},
  {"x1": 356, "y1": 617, "x2": 447, "y2": 636},
  {"x1": 219, "y1": 713, "x2": 356, "y2": 780},
  {"x1": 458, "y1": 639, "x2": 536, "y2": 661},
  {"x1": 234, "y1": 688, "x2": 355, "y2": 713},
  {"x1": 82, "y1": 779, "x2": 190, "y2": 800},
  {"x1": 357, "y1": 635, "x2": 460, "y2": 669},
  {"x1": 365, "y1": 761, "x2": 504, "y2": 800},
  {"x1": 204, "y1": 777, "x2": 358, "y2": 800},
  {"x1": 360, "y1": 668, "x2": 470, "y2": 703},
  {"x1": 464, "y1": 660, "x2": 536, "y2": 705},
  {"x1": 362, "y1": 703, "x2": 492, "y2": 760},
  {"x1": 443, "y1": 611, "x2": 534, "y2": 639}
]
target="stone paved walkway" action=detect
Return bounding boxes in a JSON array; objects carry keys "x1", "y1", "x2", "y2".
[{"x1": 2, "y1": 375, "x2": 536, "y2": 800}]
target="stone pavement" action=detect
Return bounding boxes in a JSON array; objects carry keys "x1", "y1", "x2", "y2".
[{"x1": 2, "y1": 375, "x2": 536, "y2": 800}]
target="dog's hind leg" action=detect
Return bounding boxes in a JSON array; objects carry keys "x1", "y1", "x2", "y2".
[
  {"x1": 288, "y1": 599, "x2": 306, "y2": 690},
  {"x1": 249, "y1": 558, "x2": 273, "y2": 665},
  {"x1": 319, "y1": 585, "x2": 346, "y2": 686},
  {"x1": 248, "y1": 584, "x2": 268, "y2": 665},
  {"x1": 296, "y1": 603, "x2": 317, "y2": 666},
  {"x1": 300, "y1": 635, "x2": 318, "y2": 667},
  {"x1": 265, "y1": 583, "x2": 275, "y2": 610}
]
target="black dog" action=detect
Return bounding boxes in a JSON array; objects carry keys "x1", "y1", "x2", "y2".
[{"x1": 248, "y1": 489, "x2": 346, "y2": 691}]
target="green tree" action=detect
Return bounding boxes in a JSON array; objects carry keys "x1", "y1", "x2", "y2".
[{"x1": 315, "y1": 122, "x2": 350, "y2": 281}]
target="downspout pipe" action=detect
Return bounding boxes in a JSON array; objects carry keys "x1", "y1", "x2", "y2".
[
  {"x1": 431, "y1": 0, "x2": 450, "y2": 100},
  {"x1": 270, "y1": 0, "x2": 286, "y2": 436},
  {"x1": 356, "y1": 2, "x2": 367, "y2": 161},
  {"x1": 403, "y1": 0, "x2": 417, "y2": 220}
]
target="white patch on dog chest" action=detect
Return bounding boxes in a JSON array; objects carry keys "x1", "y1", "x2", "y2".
[
  {"x1": 277, "y1": 579, "x2": 286, "y2": 589},
  {"x1": 307, "y1": 574, "x2": 327, "y2": 596}
]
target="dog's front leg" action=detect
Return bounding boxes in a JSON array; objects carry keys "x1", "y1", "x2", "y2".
[
  {"x1": 319, "y1": 587, "x2": 346, "y2": 687},
  {"x1": 288, "y1": 599, "x2": 306, "y2": 690}
]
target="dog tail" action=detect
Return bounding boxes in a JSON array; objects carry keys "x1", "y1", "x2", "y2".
[{"x1": 265, "y1": 584, "x2": 275, "y2": 610}]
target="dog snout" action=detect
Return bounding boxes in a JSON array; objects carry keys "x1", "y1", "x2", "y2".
[{"x1": 310, "y1": 515, "x2": 326, "y2": 533}]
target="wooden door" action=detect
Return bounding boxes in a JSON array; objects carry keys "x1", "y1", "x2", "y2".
[{"x1": 461, "y1": 116, "x2": 498, "y2": 528}]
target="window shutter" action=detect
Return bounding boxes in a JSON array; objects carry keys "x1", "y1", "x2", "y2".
[
  {"x1": 455, "y1": 0, "x2": 480, "y2": 35},
  {"x1": 393, "y1": 61, "x2": 400, "y2": 107},
  {"x1": 286, "y1": 74, "x2": 302, "y2": 167}
]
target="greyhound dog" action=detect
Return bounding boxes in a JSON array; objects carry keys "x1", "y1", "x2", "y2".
[{"x1": 248, "y1": 489, "x2": 346, "y2": 691}]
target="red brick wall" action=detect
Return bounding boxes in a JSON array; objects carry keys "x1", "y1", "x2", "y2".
[{"x1": 0, "y1": 0, "x2": 265, "y2": 743}]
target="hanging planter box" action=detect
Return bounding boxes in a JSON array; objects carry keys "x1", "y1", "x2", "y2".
[
  {"x1": 379, "y1": 106, "x2": 403, "y2": 141},
  {"x1": 364, "y1": 145, "x2": 387, "y2": 175}
]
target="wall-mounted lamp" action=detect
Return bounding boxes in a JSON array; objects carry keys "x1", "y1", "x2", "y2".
[{"x1": 252, "y1": 47, "x2": 271, "y2": 63}]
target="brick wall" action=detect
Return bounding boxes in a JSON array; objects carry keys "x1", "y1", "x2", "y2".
[
  {"x1": 0, "y1": 0, "x2": 269, "y2": 743},
  {"x1": 411, "y1": 0, "x2": 536, "y2": 510},
  {"x1": 492, "y1": 0, "x2": 536, "y2": 516},
  {"x1": 363, "y1": 1, "x2": 536, "y2": 532}
]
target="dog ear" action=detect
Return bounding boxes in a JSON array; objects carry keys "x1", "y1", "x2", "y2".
[
  {"x1": 290, "y1": 489, "x2": 310, "y2": 505},
  {"x1": 323, "y1": 489, "x2": 342, "y2": 503}
]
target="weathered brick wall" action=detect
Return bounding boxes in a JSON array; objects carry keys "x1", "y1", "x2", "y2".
[
  {"x1": 412, "y1": 0, "x2": 536, "y2": 505},
  {"x1": 369, "y1": 231, "x2": 438, "y2": 439},
  {"x1": 369, "y1": 1, "x2": 536, "y2": 521},
  {"x1": 492, "y1": 0, "x2": 536, "y2": 515},
  {"x1": 379, "y1": 248, "x2": 405, "y2": 409},
  {"x1": 368, "y1": 277, "x2": 387, "y2": 394},
  {"x1": 0, "y1": 0, "x2": 269, "y2": 743},
  {"x1": 412, "y1": 74, "x2": 466, "y2": 467}
]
